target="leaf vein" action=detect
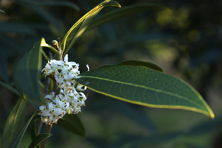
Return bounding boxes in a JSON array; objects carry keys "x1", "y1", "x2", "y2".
[{"x1": 81, "y1": 75, "x2": 204, "y2": 108}]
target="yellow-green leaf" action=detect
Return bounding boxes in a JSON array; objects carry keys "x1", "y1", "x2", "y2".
[{"x1": 60, "y1": 0, "x2": 121, "y2": 55}]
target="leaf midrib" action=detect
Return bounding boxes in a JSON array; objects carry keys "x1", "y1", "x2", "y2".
[{"x1": 80, "y1": 75, "x2": 204, "y2": 109}]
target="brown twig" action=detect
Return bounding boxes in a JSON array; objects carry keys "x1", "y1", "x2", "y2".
[{"x1": 41, "y1": 124, "x2": 52, "y2": 148}]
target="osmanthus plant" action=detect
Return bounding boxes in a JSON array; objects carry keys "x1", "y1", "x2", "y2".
[{"x1": 2, "y1": 0, "x2": 215, "y2": 148}]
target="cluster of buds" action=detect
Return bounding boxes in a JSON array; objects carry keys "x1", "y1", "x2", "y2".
[{"x1": 38, "y1": 54, "x2": 88, "y2": 124}]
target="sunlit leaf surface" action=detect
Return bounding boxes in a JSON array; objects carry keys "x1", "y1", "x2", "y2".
[{"x1": 61, "y1": 0, "x2": 121, "y2": 55}]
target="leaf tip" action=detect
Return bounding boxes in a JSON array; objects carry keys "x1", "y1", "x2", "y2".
[
  {"x1": 203, "y1": 106, "x2": 215, "y2": 119},
  {"x1": 41, "y1": 38, "x2": 46, "y2": 44},
  {"x1": 115, "y1": 2, "x2": 122, "y2": 8},
  {"x1": 104, "y1": 1, "x2": 121, "y2": 8},
  {"x1": 203, "y1": 100, "x2": 215, "y2": 119},
  {"x1": 209, "y1": 111, "x2": 215, "y2": 119}
]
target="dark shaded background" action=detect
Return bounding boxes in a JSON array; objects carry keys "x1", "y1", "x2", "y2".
[{"x1": 1, "y1": 0, "x2": 222, "y2": 147}]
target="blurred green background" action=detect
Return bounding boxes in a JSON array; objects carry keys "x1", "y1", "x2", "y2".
[{"x1": 1, "y1": 0, "x2": 222, "y2": 147}]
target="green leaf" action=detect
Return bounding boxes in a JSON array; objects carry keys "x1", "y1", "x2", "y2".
[
  {"x1": 76, "y1": 65, "x2": 214, "y2": 118},
  {"x1": 56, "y1": 114, "x2": 86, "y2": 137},
  {"x1": 103, "y1": 60, "x2": 163, "y2": 72},
  {"x1": 30, "y1": 119, "x2": 41, "y2": 148},
  {"x1": 13, "y1": 38, "x2": 44, "y2": 101},
  {"x1": 30, "y1": 119, "x2": 39, "y2": 141},
  {"x1": 88, "y1": 3, "x2": 165, "y2": 30},
  {"x1": 61, "y1": 0, "x2": 121, "y2": 55},
  {"x1": 2, "y1": 98, "x2": 26, "y2": 148},
  {"x1": 28, "y1": 133, "x2": 51, "y2": 148},
  {"x1": 9, "y1": 110, "x2": 39, "y2": 148}
]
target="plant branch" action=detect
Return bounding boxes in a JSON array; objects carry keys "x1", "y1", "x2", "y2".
[{"x1": 41, "y1": 124, "x2": 52, "y2": 148}]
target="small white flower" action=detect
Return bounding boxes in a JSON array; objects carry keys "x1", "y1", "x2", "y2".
[
  {"x1": 64, "y1": 54, "x2": 69, "y2": 63},
  {"x1": 53, "y1": 108, "x2": 62, "y2": 116},
  {"x1": 39, "y1": 54, "x2": 89, "y2": 124},
  {"x1": 86, "y1": 64, "x2": 90, "y2": 71},
  {"x1": 45, "y1": 92, "x2": 55, "y2": 100},
  {"x1": 76, "y1": 84, "x2": 87, "y2": 91}
]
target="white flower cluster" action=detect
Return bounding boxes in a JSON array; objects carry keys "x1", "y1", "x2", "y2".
[{"x1": 38, "y1": 54, "x2": 88, "y2": 125}]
